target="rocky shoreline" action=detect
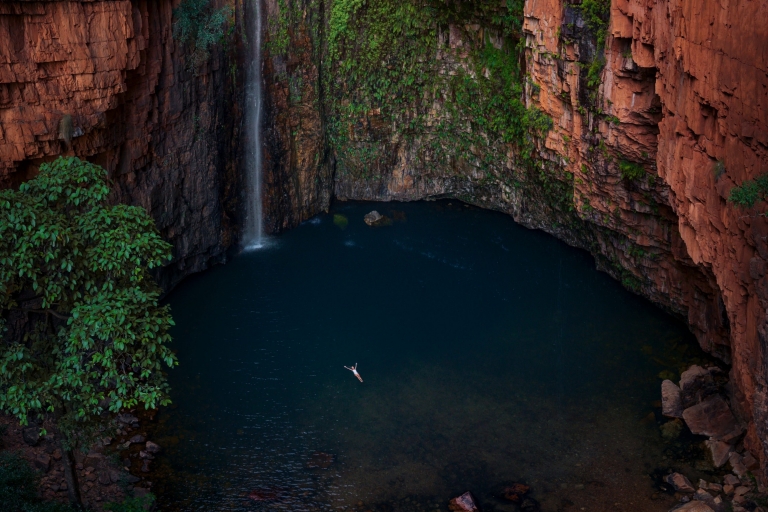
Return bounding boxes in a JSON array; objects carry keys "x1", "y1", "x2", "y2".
[{"x1": 658, "y1": 364, "x2": 768, "y2": 512}]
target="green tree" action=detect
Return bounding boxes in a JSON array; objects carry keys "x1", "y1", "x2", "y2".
[{"x1": 0, "y1": 157, "x2": 177, "y2": 509}]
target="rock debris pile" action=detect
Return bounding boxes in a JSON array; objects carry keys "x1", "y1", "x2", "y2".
[{"x1": 662, "y1": 365, "x2": 768, "y2": 512}]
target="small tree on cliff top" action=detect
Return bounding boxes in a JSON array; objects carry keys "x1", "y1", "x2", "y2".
[{"x1": 0, "y1": 157, "x2": 177, "y2": 507}]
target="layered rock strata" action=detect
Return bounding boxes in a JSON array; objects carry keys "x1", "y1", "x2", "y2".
[{"x1": 0, "y1": 0, "x2": 244, "y2": 289}]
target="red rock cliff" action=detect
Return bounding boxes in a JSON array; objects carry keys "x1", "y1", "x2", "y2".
[
  {"x1": 0, "y1": 0, "x2": 244, "y2": 289},
  {"x1": 523, "y1": 0, "x2": 768, "y2": 470}
]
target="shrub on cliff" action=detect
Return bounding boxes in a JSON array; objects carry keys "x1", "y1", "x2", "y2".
[
  {"x1": 0, "y1": 156, "x2": 177, "y2": 508},
  {"x1": 174, "y1": 0, "x2": 234, "y2": 70},
  {"x1": 729, "y1": 172, "x2": 768, "y2": 209}
]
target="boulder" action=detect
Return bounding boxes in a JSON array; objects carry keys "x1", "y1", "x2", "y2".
[
  {"x1": 662, "y1": 380, "x2": 683, "y2": 417},
  {"x1": 724, "y1": 474, "x2": 740, "y2": 486},
  {"x1": 729, "y1": 452, "x2": 748, "y2": 476},
  {"x1": 449, "y1": 492, "x2": 479, "y2": 512},
  {"x1": 364, "y1": 211, "x2": 383, "y2": 226},
  {"x1": 129, "y1": 435, "x2": 145, "y2": 444},
  {"x1": 682, "y1": 395, "x2": 738, "y2": 438},
  {"x1": 671, "y1": 501, "x2": 714, "y2": 512},
  {"x1": 140, "y1": 459, "x2": 151, "y2": 473},
  {"x1": 22, "y1": 427, "x2": 40, "y2": 446},
  {"x1": 145, "y1": 440, "x2": 161, "y2": 454},
  {"x1": 742, "y1": 452, "x2": 759, "y2": 470},
  {"x1": 117, "y1": 413, "x2": 138, "y2": 426},
  {"x1": 679, "y1": 366, "x2": 719, "y2": 408},
  {"x1": 705, "y1": 439, "x2": 733, "y2": 467},
  {"x1": 665, "y1": 472, "x2": 695, "y2": 492}
]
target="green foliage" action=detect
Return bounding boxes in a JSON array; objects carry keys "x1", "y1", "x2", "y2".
[
  {"x1": 0, "y1": 452, "x2": 73, "y2": 512},
  {"x1": 174, "y1": 0, "x2": 233, "y2": 69},
  {"x1": 104, "y1": 493, "x2": 155, "y2": 512},
  {"x1": 713, "y1": 159, "x2": 726, "y2": 180},
  {"x1": 266, "y1": 0, "x2": 291, "y2": 56},
  {"x1": 577, "y1": 0, "x2": 611, "y2": 49},
  {"x1": 729, "y1": 173, "x2": 768, "y2": 208},
  {"x1": 0, "y1": 157, "x2": 176, "y2": 440},
  {"x1": 619, "y1": 159, "x2": 645, "y2": 181},
  {"x1": 326, "y1": 0, "x2": 552, "y2": 182}
]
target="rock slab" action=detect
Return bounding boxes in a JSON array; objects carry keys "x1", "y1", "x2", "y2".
[
  {"x1": 682, "y1": 396, "x2": 738, "y2": 438},
  {"x1": 662, "y1": 379, "x2": 683, "y2": 417},
  {"x1": 449, "y1": 492, "x2": 479, "y2": 512}
]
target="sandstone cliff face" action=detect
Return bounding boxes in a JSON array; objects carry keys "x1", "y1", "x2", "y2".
[
  {"x1": 0, "y1": 0, "x2": 244, "y2": 289},
  {"x1": 262, "y1": 0, "x2": 768, "y2": 472}
]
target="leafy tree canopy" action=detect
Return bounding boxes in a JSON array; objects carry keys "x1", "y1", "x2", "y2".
[{"x1": 0, "y1": 157, "x2": 176, "y2": 438}]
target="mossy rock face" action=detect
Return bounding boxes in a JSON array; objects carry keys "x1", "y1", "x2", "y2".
[{"x1": 333, "y1": 214, "x2": 349, "y2": 229}]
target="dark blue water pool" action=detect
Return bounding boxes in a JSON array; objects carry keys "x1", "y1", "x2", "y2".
[{"x1": 152, "y1": 200, "x2": 705, "y2": 511}]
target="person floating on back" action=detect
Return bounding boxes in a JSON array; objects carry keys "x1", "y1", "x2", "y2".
[{"x1": 344, "y1": 363, "x2": 363, "y2": 383}]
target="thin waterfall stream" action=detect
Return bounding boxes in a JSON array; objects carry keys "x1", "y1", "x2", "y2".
[{"x1": 244, "y1": 0, "x2": 264, "y2": 250}]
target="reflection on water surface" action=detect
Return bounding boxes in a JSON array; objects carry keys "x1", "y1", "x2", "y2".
[{"x1": 153, "y1": 201, "x2": 711, "y2": 512}]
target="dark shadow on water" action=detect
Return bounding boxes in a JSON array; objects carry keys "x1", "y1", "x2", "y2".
[{"x1": 151, "y1": 200, "x2": 717, "y2": 512}]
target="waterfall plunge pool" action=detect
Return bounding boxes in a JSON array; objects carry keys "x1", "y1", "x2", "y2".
[{"x1": 151, "y1": 200, "x2": 713, "y2": 512}]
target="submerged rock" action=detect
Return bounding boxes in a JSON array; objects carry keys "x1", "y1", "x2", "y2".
[
  {"x1": 305, "y1": 451, "x2": 335, "y2": 469},
  {"x1": 501, "y1": 483, "x2": 530, "y2": 502},
  {"x1": 682, "y1": 395, "x2": 739, "y2": 438},
  {"x1": 248, "y1": 488, "x2": 284, "y2": 502},
  {"x1": 662, "y1": 380, "x2": 683, "y2": 417},
  {"x1": 661, "y1": 419, "x2": 684, "y2": 440},
  {"x1": 665, "y1": 472, "x2": 695, "y2": 492},
  {"x1": 449, "y1": 492, "x2": 479, "y2": 511},
  {"x1": 333, "y1": 214, "x2": 349, "y2": 230}
]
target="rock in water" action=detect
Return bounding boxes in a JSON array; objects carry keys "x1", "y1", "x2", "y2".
[
  {"x1": 305, "y1": 451, "x2": 335, "y2": 469},
  {"x1": 145, "y1": 441, "x2": 161, "y2": 454},
  {"x1": 661, "y1": 379, "x2": 683, "y2": 417},
  {"x1": 665, "y1": 472, "x2": 695, "y2": 492},
  {"x1": 660, "y1": 419, "x2": 684, "y2": 440},
  {"x1": 501, "y1": 483, "x2": 530, "y2": 502},
  {"x1": 364, "y1": 210, "x2": 383, "y2": 226},
  {"x1": 449, "y1": 492, "x2": 479, "y2": 511},
  {"x1": 682, "y1": 395, "x2": 739, "y2": 438}
]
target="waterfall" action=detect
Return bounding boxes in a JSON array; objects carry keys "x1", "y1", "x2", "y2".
[{"x1": 244, "y1": 0, "x2": 265, "y2": 250}]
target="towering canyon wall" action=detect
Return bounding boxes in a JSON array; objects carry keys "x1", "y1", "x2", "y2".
[
  {"x1": 262, "y1": 0, "x2": 768, "y2": 474},
  {"x1": 0, "y1": 0, "x2": 244, "y2": 289},
  {"x1": 0, "y1": 0, "x2": 767, "y2": 479}
]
